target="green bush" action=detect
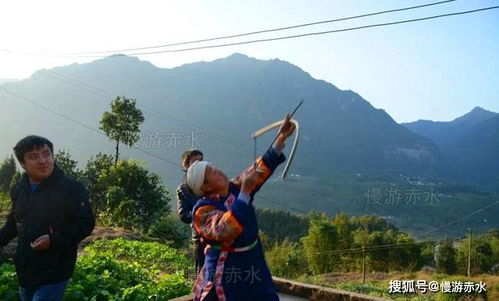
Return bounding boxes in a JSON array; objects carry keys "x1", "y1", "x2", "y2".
[
  {"x1": 0, "y1": 264, "x2": 17, "y2": 301},
  {"x1": 95, "y1": 160, "x2": 171, "y2": 231},
  {"x1": 147, "y1": 215, "x2": 191, "y2": 249},
  {"x1": 0, "y1": 192, "x2": 10, "y2": 214}
]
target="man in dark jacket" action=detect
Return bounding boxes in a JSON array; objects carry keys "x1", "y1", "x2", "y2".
[
  {"x1": 0, "y1": 135, "x2": 95, "y2": 301},
  {"x1": 176, "y1": 149, "x2": 204, "y2": 275}
]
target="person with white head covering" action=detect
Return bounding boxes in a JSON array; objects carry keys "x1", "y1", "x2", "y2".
[
  {"x1": 187, "y1": 114, "x2": 296, "y2": 301},
  {"x1": 186, "y1": 160, "x2": 210, "y2": 197}
]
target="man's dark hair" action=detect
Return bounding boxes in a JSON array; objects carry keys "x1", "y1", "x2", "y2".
[
  {"x1": 181, "y1": 149, "x2": 203, "y2": 169},
  {"x1": 13, "y1": 135, "x2": 54, "y2": 163}
]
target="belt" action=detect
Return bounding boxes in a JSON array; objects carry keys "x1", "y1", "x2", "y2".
[{"x1": 207, "y1": 238, "x2": 258, "y2": 253}]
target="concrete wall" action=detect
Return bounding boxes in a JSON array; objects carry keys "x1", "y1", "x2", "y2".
[{"x1": 169, "y1": 277, "x2": 394, "y2": 301}]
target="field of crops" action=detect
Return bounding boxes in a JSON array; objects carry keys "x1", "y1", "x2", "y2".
[{"x1": 0, "y1": 238, "x2": 193, "y2": 300}]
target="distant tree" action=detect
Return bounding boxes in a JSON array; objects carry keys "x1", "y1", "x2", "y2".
[
  {"x1": 353, "y1": 228, "x2": 371, "y2": 247},
  {"x1": 302, "y1": 213, "x2": 338, "y2": 274},
  {"x1": 436, "y1": 239, "x2": 457, "y2": 274},
  {"x1": 256, "y1": 208, "x2": 309, "y2": 244},
  {"x1": 258, "y1": 230, "x2": 271, "y2": 251},
  {"x1": 368, "y1": 230, "x2": 396, "y2": 272},
  {"x1": 265, "y1": 238, "x2": 308, "y2": 278},
  {"x1": 350, "y1": 215, "x2": 398, "y2": 233},
  {"x1": 99, "y1": 96, "x2": 144, "y2": 166},
  {"x1": 487, "y1": 228, "x2": 499, "y2": 239},
  {"x1": 388, "y1": 232, "x2": 421, "y2": 271},
  {"x1": 9, "y1": 171, "x2": 21, "y2": 192},
  {"x1": 418, "y1": 242, "x2": 436, "y2": 268},
  {"x1": 147, "y1": 214, "x2": 191, "y2": 249},
  {"x1": 332, "y1": 213, "x2": 352, "y2": 250},
  {"x1": 55, "y1": 150, "x2": 84, "y2": 181},
  {"x1": 456, "y1": 235, "x2": 495, "y2": 275},
  {"x1": 0, "y1": 156, "x2": 16, "y2": 192},
  {"x1": 0, "y1": 191, "x2": 11, "y2": 213}
]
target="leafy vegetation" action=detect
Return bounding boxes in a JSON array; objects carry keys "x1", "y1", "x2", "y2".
[
  {"x1": 0, "y1": 156, "x2": 16, "y2": 193},
  {"x1": 0, "y1": 239, "x2": 192, "y2": 301},
  {"x1": 146, "y1": 215, "x2": 191, "y2": 249},
  {"x1": 0, "y1": 192, "x2": 10, "y2": 215},
  {"x1": 86, "y1": 238, "x2": 191, "y2": 274},
  {"x1": 256, "y1": 208, "x2": 309, "y2": 243},
  {"x1": 263, "y1": 209, "x2": 499, "y2": 296}
]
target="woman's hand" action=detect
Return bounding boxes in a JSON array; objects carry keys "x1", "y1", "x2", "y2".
[
  {"x1": 274, "y1": 113, "x2": 296, "y2": 151},
  {"x1": 278, "y1": 113, "x2": 296, "y2": 139}
]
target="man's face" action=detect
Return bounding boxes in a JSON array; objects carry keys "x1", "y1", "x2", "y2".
[
  {"x1": 187, "y1": 154, "x2": 203, "y2": 169},
  {"x1": 201, "y1": 164, "x2": 229, "y2": 195},
  {"x1": 20, "y1": 144, "x2": 54, "y2": 183}
]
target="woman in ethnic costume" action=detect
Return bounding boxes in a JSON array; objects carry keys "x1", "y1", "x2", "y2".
[{"x1": 186, "y1": 114, "x2": 296, "y2": 301}]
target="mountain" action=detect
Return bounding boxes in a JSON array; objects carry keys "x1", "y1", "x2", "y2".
[
  {"x1": 403, "y1": 107, "x2": 499, "y2": 188},
  {"x1": 0, "y1": 53, "x2": 444, "y2": 178},
  {"x1": 452, "y1": 106, "x2": 498, "y2": 125},
  {"x1": 0, "y1": 79, "x2": 20, "y2": 84},
  {"x1": 0, "y1": 53, "x2": 496, "y2": 237}
]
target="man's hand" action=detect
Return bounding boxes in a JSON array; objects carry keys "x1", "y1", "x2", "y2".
[
  {"x1": 31, "y1": 227, "x2": 53, "y2": 251},
  {"x1": 241, "y1": 169, "x2": 262, "y2": 195},
  {"x1": 31, "y1": 234, "x2": 51, "y2": 250}
]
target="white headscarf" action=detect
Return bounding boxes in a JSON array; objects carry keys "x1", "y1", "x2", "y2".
[{"x1": 186, "y1": 161, "x2": 210, "y2": 197}]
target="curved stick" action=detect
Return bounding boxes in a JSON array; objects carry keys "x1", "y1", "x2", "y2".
[{"x1": 252, "y1": 119, "x2": 300, "y2": 179}]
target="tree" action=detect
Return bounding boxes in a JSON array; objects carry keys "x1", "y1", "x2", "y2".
[
  {"x1": 418, "y1": 242, "x2": 436, "y2": 269},
  {"x1": 388, "y1": 232, "x2": 421, "y2": 271},
  {"x1": 256, "y1": 208, "x2": 309, "y2": 244},
  {"x1": 332, "y1": 213, "x2": 352, "y2": 250},
  {"x1": 82, "y1": 153, "x2": 114, "y2": 214},
  {"x1": 350, "y1": 215, "x2": 398, "y2": 233},
  {"x1": 302, "y1": 213, "x2": 339, "y2": 274},
  {"x1": 0, "y1": 156, "x2": 16, "y2": 192},
  {"x1": 99, "y1": 96, "x2": 144, "y2": 165},
  {"x1": 55, "y1": 150, "x2": 84, "y2": 181},
  {"x1": 265, "y1": 238, "x2": 308, "y2": 279},
  {"x1": 367, "y1": 230, "x2": 396, "y2": 272},
  {"x1": 436, "y1": 239, "x2": 457, "y2": 274},
  {"x1": 456, "y1": 235, "x2": 495, "y2": 275},
  {"x1": 353, "y1": 228, "x2": 371, "y2": 247},
  {"x1": 9, "y1": 171, "x2": 21, "y2": 192},
  {"x1": 96, "y1": 159, "x2": 170, "y2": 231},
  {"x1": 147, "y1": 214, "x2": 191, "y2": 249}
]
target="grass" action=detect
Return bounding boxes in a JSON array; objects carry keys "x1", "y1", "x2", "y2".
[{"x1": 297, "y1": 271, "x2": 498, "y2": 301}]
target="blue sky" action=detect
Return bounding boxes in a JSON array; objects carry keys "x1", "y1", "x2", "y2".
[{"x1": 1, "y1": 0, "x2": 498, "y2": 123}]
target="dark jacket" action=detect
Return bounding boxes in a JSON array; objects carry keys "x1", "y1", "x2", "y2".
[
  {"x1": 176, "y1": 174, "x2": 200, "y2": 242},
  {"x1": 0, "y1": 165, "x2": 95, "y2": 289}
]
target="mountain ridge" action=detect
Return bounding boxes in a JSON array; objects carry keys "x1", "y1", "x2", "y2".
[{"x1": 1, "y1": 53, "x2": 497, "y2": 237}]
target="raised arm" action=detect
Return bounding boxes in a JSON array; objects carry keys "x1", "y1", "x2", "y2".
[{"x1": 232, "y1": 114, "x2": 296, "y2": 198}]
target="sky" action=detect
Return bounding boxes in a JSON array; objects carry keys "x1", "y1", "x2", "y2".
[{"x1": 1, "y1": 0, "x2": 498, "y2": 123}]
